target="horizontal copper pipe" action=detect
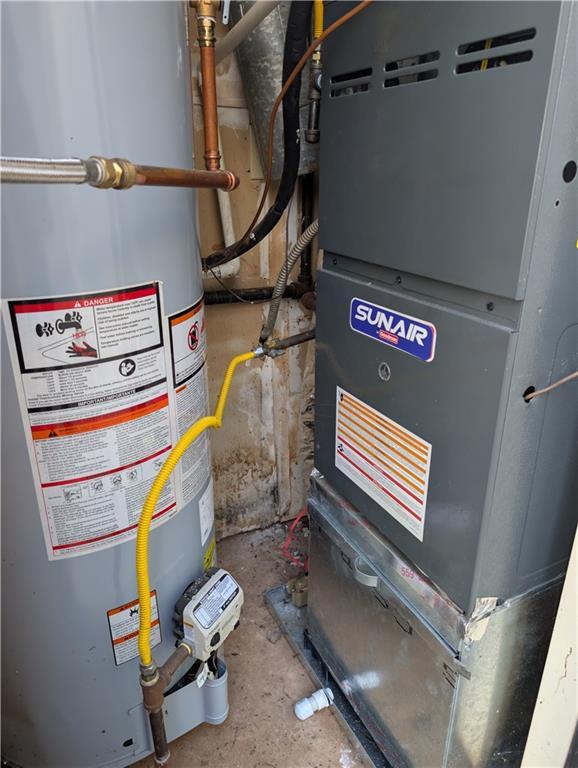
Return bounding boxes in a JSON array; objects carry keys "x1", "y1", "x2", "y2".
[
  {"x1": 1, "y1": 156, "x2": 239, "y2": 191},
  {"x1": 134, "y1": 164, "x2": 237, "y2": 190}
]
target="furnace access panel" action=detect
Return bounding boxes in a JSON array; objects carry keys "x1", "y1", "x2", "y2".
[{"x1": 314, "y1": 1, "x2": 577, "y2": 612}]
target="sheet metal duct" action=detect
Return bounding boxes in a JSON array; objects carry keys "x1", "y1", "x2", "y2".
[{"x1": 230, "y1": 0, "x2": 318, "y2": 179}]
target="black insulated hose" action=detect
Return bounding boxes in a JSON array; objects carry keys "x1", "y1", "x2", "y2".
[{"x1": 203, "y1": 0, "x2": 312, "y2": 270}]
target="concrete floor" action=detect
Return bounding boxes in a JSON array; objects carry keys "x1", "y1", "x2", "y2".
[{"x1": 138, "y1": 525, "x2": 366, "y2": 768}]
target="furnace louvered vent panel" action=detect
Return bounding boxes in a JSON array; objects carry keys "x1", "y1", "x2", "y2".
[
  {"x1": 330, "y1": 67, "x2": 372, "y2": 98},
  {"x1": 383, "y1": 51, "x2": 440, "y2": 89},
  {"x1": 319, "y1": 1, "x2": 562, "y2": 301},
  {"x1": 455, "y1": 27, "x2": 536, "y2": 74}
]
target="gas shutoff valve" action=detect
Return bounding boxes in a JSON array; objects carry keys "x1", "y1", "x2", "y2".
[{"x1": 174, "y1": 568, "x2": 243, "y2": 662}]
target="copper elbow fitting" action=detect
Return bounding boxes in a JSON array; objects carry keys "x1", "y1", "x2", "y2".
[{"x1": 221, "y1": 169, "x2": 239, "y2": 191}]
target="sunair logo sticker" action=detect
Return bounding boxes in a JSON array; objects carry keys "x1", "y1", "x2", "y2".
[{"x1": 350, "y1": 298, "x2": 436, "y2": 362}]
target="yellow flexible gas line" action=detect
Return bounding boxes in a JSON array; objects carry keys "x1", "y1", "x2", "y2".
[
  {"x1": 313, "y1": 0, "x2": 324, "y2": 39},
  {"x1": 136, "y1": 350, "x2": 258, "y2": 666}
]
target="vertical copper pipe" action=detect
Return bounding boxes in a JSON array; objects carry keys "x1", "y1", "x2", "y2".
[{"x1": 197, "y1": 16, "x2": 221, "y2": 171}]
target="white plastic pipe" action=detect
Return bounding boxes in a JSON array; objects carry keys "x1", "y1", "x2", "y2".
[
  {"x1": 213, "y1": 126, "x2": 239, "y2": 278},
  {"x1": 215, "y1": 1, "x2": 281, "y2": 65},
  {"x1": 294, "y1": 687, "x2": 334, "y2": 721}
]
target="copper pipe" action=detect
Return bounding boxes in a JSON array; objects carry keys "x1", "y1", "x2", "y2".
[
  {"x1": 194, "y1": 1, "x2": 221, "y2": 172},
  {"x1": 0, "y1": 156, "x2": 238, "y2": 191},
  {"x1": 198, "y1": 43, "x2": 221, "y2": 171},
  {"x1": 133, "y1": 164, "x2": 237, "y2": 190}
]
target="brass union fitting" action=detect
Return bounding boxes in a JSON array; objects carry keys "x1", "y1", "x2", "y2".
[
  {"x1": 197, "y1": 16, "x2": 216, "y2": 46},
  {"x1": 86, "y1": 156, "x2": 137, "y2": 190}
]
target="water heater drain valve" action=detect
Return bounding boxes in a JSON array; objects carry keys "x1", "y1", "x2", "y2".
[{"x1": 174, "y1": 568, "x2": 243, "y2": 661}]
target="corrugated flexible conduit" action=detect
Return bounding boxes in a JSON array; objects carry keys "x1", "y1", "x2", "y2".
[
  {"x1": 260, "y1": 218, "x2": 318, "y2": 343},
  {"x1": 136, "y1": 351, "x2": 258, "y2": 666}
]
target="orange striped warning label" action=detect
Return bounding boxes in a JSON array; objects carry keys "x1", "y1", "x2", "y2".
[
  {"x1": 107, "y1": 590, "x2": 161, "y2": 666},
  {"x1": 30, "y1": 394, "x2": 168, "y2": 441},
  {"x1": 335, "y1": 387, "x2": 431, "y2": 541}
]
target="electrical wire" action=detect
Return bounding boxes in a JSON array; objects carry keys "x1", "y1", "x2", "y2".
[
  {"x1": 282, "y1": 507, "x2": 309, "y2": 570},
  {"x1": 524, "y1": 371, "x2": 578, "y2": 401},
  {"x1": 207, "y1": 266, "x2": 271, "y2": 305},
  {"x1": 206, "y1": 192, "x2": 296, "y2": 305},
  {"x1": 203, "y1": 0, "x2": 372, "y2": 269}
]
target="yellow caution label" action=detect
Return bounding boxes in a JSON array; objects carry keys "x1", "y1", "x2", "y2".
[{"x1": 203, "y1": 536, "x2": 216, "y2": 571}]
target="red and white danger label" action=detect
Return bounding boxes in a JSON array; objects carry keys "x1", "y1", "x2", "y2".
[
  {"x1": 335, "y1": 387, "x2": 431, "y2": 541},
  {"x1": 2, "y1": 282, "x2": 178, "y2": 559}
]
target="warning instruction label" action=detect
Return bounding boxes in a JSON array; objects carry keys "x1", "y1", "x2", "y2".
[
  {"x1": 3, "y1": 283, "x2": 178, "y2": 559},
  {"x1": 198, "y1": 479, "x2": 215, "y2": 546},
  {"x1": 335, "y1": 387, "x2": 431, "y2": 541},
  {"x1": 193, "y1": 573, "x2": 239, "y2": 630},
  {"x1": 107, "y1": 591, "x2": 161, "y2": 665},
  {"x1": 168, "y1": 299, "x2": 211, "y2": 508}
]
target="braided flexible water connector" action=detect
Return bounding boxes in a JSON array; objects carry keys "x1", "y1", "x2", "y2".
[
  {"x1": 0, "y1": 156, "x2": 88, "y2": 184},
  {"x1": 136, "y1": 350, "x2": 258, "y2": 666},
  {"x1": 259, "y1": 219, "x2": 319, "y2": 343}
]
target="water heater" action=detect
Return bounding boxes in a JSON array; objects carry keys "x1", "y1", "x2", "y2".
[{"x1": 1, "y1": 3, "x2": 227, "y2": 766}]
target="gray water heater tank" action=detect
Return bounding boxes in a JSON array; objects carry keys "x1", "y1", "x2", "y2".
[{"x1": 1, "y1": 3, "x2": 226, "y2": 766}]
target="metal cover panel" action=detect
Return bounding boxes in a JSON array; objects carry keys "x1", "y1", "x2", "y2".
[
  {"x1": 319, "y1": 1, "x2": 561, "y2": 299},
  {"x1": 517, "y1": 326, "x2": 578, "y2": 578},
  {"x1": 307, "y1": 498, "x2": 562, "y2": 768},
  {"x1": 314, "y1": 266, "x2": 513, "y2": 610},
  {"x1": 307, "y1": 506, "x2": 456, "y2": 768},
  {"x1": 309, "y1": 469, "x2": 466, "y2": 650}
]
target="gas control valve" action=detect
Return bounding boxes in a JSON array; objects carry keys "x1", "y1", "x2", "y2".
[{"x1": 173, "y1": 567, "x2": 243, "y2": 661}]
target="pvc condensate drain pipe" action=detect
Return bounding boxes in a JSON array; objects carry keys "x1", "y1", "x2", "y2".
[{"x1": 294, "y1": 687, "x2": 334, "y2": 720}]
